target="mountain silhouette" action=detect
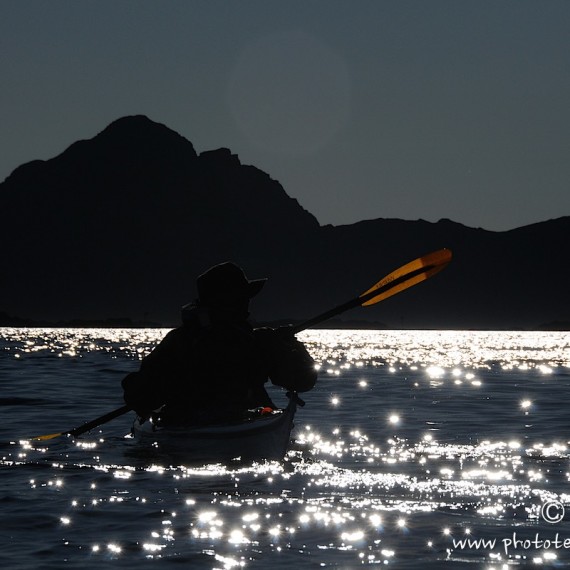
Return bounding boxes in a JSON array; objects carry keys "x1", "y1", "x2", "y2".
[{"x1": 1, "y1": 115, "x2": 568, "y2": 329}]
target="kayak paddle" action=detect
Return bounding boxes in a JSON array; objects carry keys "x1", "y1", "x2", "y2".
[
  {"x1": 291, "y1": 248, "x2": 452, "y2": 333},
  {"x1": 29, "y1": 248, "x2": 451, "y2": 441},
  {"x1": 31, "y1": 405, "x2": 131, "y2": 441}
]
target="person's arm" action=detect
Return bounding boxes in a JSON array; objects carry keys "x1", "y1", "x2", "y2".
[
  {"x1": 255, "y1": 327, "x2": 317, "y2": 392},
  {"x1": 121, "y1": 369, "x2": 162, "y2": 416},
  {"x1": 121, "y1": 329, "x2": 179, "y2": 416}
]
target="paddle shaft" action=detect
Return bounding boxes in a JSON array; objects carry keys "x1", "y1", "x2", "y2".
[
  {"x1": 32, "y1": 404, "x2": 131, "y2": 440},
  {"x1": 66, "y1": 405, "x2": 131, "y2": 438},
  {"x1": 291, "y1": 297, "x2": 361, "y2": 334}
]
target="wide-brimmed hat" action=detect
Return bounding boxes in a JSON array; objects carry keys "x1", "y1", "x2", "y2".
[{"x1": 197, "y1": 262, "x2": 266, "y2": 306}]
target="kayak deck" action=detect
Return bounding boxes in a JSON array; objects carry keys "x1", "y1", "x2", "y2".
[{"x1": 131, "y1": 393, "x2": 301, "y2": 463}]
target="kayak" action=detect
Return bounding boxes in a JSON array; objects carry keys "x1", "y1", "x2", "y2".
[{"x1": 131, "y1": 392, "x2": 302, "y2": 463}]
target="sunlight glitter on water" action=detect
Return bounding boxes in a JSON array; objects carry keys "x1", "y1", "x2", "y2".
[
  {"x1": 0, "y1": 327, "x2": 166, "y2": 361},
  {"x1": 2, "y1": 328, "x2": 570, "y2": 568},
  {"x1": 3, "y1": 327, "x2": 569, "y2": 371},
  {"x1": 300, "y1": 329, "x2": 570, "y2": 370}
]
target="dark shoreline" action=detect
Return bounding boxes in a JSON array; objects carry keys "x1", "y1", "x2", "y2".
[{"x1": 1, "y1": 312, "x2": 568, "y2": 331}]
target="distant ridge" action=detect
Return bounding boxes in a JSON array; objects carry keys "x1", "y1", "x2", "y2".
[{"x1": 1, "y1": 116, "x2": 568, "y2": 329}]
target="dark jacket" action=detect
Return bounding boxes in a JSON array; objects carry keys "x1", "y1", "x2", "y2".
[{"x1": 122, "y1": 306, "x2": 317, "y2": 425}]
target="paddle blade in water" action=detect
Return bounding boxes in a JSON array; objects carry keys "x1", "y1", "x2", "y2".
[
  {"x1": 359, "y1": 249, "x2": 452, "y2": 306},
  {"x1": 29, "y1": 404, "x2": 131, "y2": 441},
  {"x1": 31, "y1": 432, "x2": 65, "y2": 441}
]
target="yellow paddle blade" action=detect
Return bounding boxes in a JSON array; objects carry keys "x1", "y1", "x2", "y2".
[
  {"x1": 360, "y1": 249, "x2": 452, "y2": 306},
  {"x1": 30, "y1": 432, "x2": 65, "y2": 441}
]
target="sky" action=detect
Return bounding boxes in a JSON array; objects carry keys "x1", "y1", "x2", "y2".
[{"x1": 1, "y1": 0, "x2": 569, "y2": 231}]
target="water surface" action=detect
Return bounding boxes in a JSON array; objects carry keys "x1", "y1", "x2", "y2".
[{"x1": 1, "y1": 328, "x2": 570, "y2": 569}]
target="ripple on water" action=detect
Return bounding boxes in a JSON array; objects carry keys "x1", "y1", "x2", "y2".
[{"x1": 1, "y1": 328, "x2": 570, "y2": 568}]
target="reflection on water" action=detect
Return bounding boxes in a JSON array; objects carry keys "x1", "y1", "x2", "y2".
[
  {"x1": 1, "y1": 328, "x2": 570, "y2": 569},
  {"x1": 0, "y1": 326, "x2": 161, "y2": 360},
  {"x1": 3, "y1": 328, "x2": 569, "y2": 368},
  {"x1": 302, "y1": 329, "x2": 570, "y2": 370}
]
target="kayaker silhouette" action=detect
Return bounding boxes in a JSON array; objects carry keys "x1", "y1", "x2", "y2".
[{"x1": 122, "y1": 262, "x2": 317, "y2": 426}]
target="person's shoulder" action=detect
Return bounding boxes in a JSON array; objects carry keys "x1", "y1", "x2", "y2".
[{"x1": 161, "y1": 325, "x2": 199, "y2": 345}]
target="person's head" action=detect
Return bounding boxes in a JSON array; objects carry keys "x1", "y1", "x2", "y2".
[{"x1": 196, "y1": 262, "x2": 266, "y2": 321}]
